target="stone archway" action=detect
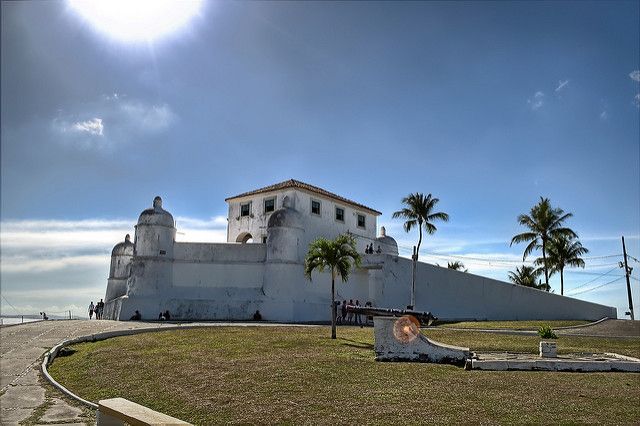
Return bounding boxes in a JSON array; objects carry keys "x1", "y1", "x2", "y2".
[{"x1": 236, "y1": 232, "x2": 253, "y2": 243}]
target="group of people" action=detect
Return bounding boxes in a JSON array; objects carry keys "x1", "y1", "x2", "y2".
[
  {"x1": 364, "y1": 243, "x2": 382, "y2": 254},
  {"x1": 158, "y1": 310, "x2": 171, "y2": 321},
  {"x1": 337, "y1": 300, "x2": 373, "y2": 326},
  {"x1": 88, "y1": 299, "x2": 104, "y2": 319}
]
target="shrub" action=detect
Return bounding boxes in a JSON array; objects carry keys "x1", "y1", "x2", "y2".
[{"x1": 538, "y1": 325, "x2": 558, "y2": 339}]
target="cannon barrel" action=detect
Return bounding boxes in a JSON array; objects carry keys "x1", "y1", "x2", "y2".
[{"x1": 345, "y1": 305, "x2": 437, "y2": 326}]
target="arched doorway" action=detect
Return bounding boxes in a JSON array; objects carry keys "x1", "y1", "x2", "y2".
[{"x1": 236, "y1": 232, "x2": 253, "y2": 243}]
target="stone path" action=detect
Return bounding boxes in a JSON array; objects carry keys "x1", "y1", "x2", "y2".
[{"x1": 0, "y1": 320, "x2": 192, "y2": 425}]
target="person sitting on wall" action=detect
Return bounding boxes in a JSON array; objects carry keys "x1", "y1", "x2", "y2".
[
  {"x1": 376, "y1": 245, "x2": 382, "y2": 254},
  {"x1": 130, "y1": 310, "x2": 141, "y2": 321},
  {"x1": 253, "y1": 310, "x2": 262, "y2": 321},
  {"x1": 40, "y1": 312, "x2": 48, "y2": 321},
  {"x1": 159, "y1": 312, "x2": 166, "y2": 321},
  {"x1": 164, "y1": 310, "x2": 171, "y2": 320}
]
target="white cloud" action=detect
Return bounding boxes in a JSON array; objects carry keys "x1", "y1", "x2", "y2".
[
  {"x1": 630, "y1": 70, "x2": 640, "y2": 82},
  {"x1": 599, "y1": 110, "x2": 608, "y2": 120},
  {"x1": 634, "y1": 93, "x2": 640, "y2": 108},
  {"x1": 527, "y1": 91, "x2": 545, "y2": 110},
  {"x1": 555, "y1": 79, "x2": 570, "y2": 92},
  {"x1": 0, "y1": 216, "x2": 227, "y2": 273},
  {"x1": 52, "y1": 94, "x2": 176, "y2": 149},
  {"x1": 71, "y1": 117, "x2": 104, "y2": 136}
]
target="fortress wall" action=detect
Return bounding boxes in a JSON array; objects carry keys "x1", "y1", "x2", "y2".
[
  {"x1": 173, "y1": 242, "x2": 266, "y2": 263},
  {"x1": 375, "y1": 255, "x2": 616, "y2": 321},
  {"x1": 172, "y1": 261, "x2": 264, "y2": 289}
]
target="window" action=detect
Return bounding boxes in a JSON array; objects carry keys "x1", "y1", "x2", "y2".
[
  {"x1": 335, "y1": 207, "x2": 344, "y2": 222},
  {"x1": 240, "y1": 202, "x2": 251, "y2": 217},
  {"x1": 264, "y1": 197, "x2": 275, "y2": 213},
  {"x1": 311, "y1": 200, "x2": 321, "y2": 215},
  {"x1": 262, "y1": 236, "x2": 268, "y2": 244},
  {"x1": 357, "y1": 214, "x2": 366, "y2": 228}
]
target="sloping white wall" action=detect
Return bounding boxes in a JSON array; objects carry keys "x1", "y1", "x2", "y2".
[{"x1": 370, "y1": 255, "x2": 616, "y2": 321}]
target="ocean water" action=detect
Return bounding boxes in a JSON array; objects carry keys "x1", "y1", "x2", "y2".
[{"x1": 0, "y1": 317, "x2": 42, "y2": 326}]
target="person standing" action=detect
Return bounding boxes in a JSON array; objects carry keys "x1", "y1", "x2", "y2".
[
  {"x1": 96, "y1": 299, "x2": 104, "y2": 319},
  {"x1": 88, "y1": 301, "x2": 94, "y2": 320},
  {"x1": 347, "y1": 299, "x2": 354, "y2": 324},
  {"x1": 355, "y1": 300, "x2": 362, "y2": 326}
]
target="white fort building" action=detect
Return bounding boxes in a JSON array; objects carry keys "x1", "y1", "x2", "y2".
[{"x1": 104, "y1": 179, "x2": 616, "y2": 321}]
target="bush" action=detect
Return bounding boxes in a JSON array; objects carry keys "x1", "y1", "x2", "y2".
[{"x1": 538, "y1": 325, "x2": 558, "y2": 339}]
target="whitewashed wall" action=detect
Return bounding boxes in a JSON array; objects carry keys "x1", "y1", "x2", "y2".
[
  {"x1": 227, "y1": 189, "x2": 378, "y2": 254},
  {"x1": 369, "y1": 254, "x2": 617, "y2": 321}
]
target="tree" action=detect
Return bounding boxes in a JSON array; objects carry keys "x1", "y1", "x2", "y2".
[
  {"x1": 510, "y1": 197, "x2": 577, "y2": 289},
  {"x1": 304, "y1": 234, "x2": 361, "y2": 339},
  {"x1": 541, "y1": 235, "x2": 588, "y2": 295},
  {"x1": 447, "y1": 261, "x2": 467, "y2": 272},
  {"x1": 508, "y1": 265, "x2": 541, "y2": 288},
  {"x1": 392, "y1": 193, "x2": 449, "y2": 308}
]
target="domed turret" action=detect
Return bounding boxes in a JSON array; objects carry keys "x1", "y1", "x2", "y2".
[
  {"x1": 375, "y1": 226, "x2": 398, "y2": 256},
  {"x1": 137, "y1": 196, "x2": 175, "y2": 228},
  {"x1": 266, "y1": 205, "x2": 305, "y2": 262},
  {"x1": 106, "y1": 234, "x2": 135, "y2": 304},
  {"x1": 111, "y1": 234, "x2": 134, "y2": 257},
  {"x1": 134, "y1": 196, "x2": 176, "y2": 258}
]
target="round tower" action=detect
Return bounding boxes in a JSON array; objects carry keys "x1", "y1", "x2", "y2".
[
  {"x1": 375, "y1": 226, "x2": 399, "y2": 256},
  {"x1": 105, "y1": 234, "x2": 135, "y2": 303},
  {"x1": 266, "y1": 197, "x2": 305, "y2": 263},
  {"x1": 125, "y1": 196, "x2": 176, "y2": 306},
  {"x1": 134, "y1": 196, "x2": 176, "y2": 258},
  {"x1": 109, "y1": 234, "x2": 134, "y2": 279}
]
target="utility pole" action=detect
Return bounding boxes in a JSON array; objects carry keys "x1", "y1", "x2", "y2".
[{"x1": 622, "y1": 236, "x2": 634, "y2": 321}]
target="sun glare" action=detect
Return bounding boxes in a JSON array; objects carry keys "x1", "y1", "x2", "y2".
[{"x1": 68, "y1": 0, "x2": 203, "y2": 43}]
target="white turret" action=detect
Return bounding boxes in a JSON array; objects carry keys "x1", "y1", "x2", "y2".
[
  {"x1": 134, "y1": 196, "x2": 176, "y2": 258},
  {"x1": 375, "y1": 226, "x2": 399, "y2": 256},
  {"x1": 266, "y1": 196, "x2": 305, "y2": 263}
]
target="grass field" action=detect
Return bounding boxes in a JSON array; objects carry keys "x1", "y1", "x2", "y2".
[
  {"x1": 48, "y1": 326, "x2": 640, "y2": 425},
  {"x1": 436, "y1": 320, "x2": 590, "y2": 330}
]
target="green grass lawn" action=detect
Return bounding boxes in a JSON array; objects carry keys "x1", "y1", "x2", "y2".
[
  {"x1": 436, "y1": 320, "x2": 590, "y2": 330},
  {"x1": 48, "y1": 326, "x2": 640, "y2": 425}
]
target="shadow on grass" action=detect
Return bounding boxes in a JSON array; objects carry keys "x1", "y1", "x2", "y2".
[{"x1": 338, "y1": 338, "x2": 374, "y2": 350}]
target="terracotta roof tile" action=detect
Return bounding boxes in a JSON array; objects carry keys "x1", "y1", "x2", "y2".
[{"x1": 225, "y1": 179, "x2": 382, "y2": 215}]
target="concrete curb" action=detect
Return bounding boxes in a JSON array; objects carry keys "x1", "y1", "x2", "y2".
[
  {"x1": 40, "y1": 323, "x2": 225, "y2": 409},
  {"x1": 554, "y1": 317, "x2": 610, "y2": 330}
]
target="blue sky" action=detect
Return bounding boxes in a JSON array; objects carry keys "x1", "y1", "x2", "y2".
[{"x1": 1, "y1": 1, "x2": 639, "y2": 319}]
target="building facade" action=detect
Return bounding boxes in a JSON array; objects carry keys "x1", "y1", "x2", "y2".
[{"x1": 103, "y1": 180, "x2": 616, "y2": 322}]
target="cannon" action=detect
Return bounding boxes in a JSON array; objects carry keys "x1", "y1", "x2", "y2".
[{"x1": 345, "y1": 305, "x2": 438, "y2": 326}]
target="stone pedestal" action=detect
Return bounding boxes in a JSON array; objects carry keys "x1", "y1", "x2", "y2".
[
  {"x1": 373, "y1": 316, "x2": 469, "y2": 364},
  {"x1": 540, "y1": 341, "x2": 557, "y2": 358}
]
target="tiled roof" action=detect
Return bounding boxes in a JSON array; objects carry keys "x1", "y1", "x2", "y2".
[{"x1": 224, "y1": 179, "x2": 382, "y2": 215}]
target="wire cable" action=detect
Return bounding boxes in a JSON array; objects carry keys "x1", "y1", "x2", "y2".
[
  {"x1": 567, "y1": 276, "x2": 625, "y2": 296},
  {"x1": 1, "y1": 295, "x2": 22, "y2": 316}
]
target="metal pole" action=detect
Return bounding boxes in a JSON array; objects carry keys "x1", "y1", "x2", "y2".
[
  {"x1": 410, "y1": 246, "x2": 417, "y2": 309},
  {"x1": 622, "y1": 236, "x2": 634, "y2": 320}
]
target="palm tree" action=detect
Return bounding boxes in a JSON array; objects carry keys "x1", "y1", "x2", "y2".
[
  {"x1": 541, "y1": 235, "x2": 588, "y2": 295},
  {"x1": 510, "y1": 197, "x2": 576, "y2": 289},
  {"x1": 304, "y1": 234, "x2": 361, "y2": 339},
  {"x1": 447, "y1": 261, "x2": 467, "y2": 272},
  {"x1": 392, "y1": 193, "x2": 449, "y2": 308},
  {"x1": 508, "y1": 265, "x2": 540, "y2": 288}
]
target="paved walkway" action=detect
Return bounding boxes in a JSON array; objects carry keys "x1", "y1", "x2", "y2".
[{"x1": 1, "y1": 320, "x2": 195, "y2": 425}]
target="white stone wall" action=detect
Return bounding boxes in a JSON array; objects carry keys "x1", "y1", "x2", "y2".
[
  {"x1": 226, "y1": 189, "x2": 378, "y2": 254},
  {"x1": 370, "y1": 255, "x2": 617, "y2": 321}
]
